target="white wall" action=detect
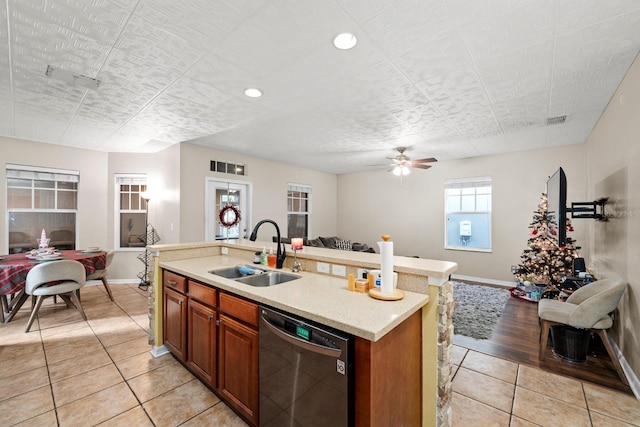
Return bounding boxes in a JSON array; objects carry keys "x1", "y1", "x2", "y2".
[
  {"x1": 337, "y1": 145, "x2": 586, "y2": 282},
  {"x1": 584, "y1": 54, "x2": 640, "y2": 378},
  {"x1": 107, "y1": 146, "x2": 182, "y2": 280},
  {"x1": 178, "y1": 143, "x2": 338, "y2": 243},
  {"x1": 0, "y1": 136, "x2": 109, "y2": 253}
]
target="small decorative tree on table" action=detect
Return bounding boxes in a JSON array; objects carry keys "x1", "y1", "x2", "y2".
[{"x1": 513, "y1": 193, "x2": 579, "y2": 300}]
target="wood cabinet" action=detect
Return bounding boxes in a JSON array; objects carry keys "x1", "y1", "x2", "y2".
[
  {"x1": 354, "y1": 310, "x2": 422, "y2": 427},
  {"x1": 162, "y1": 270, "x2": 259, "y2": 426},
  {"x1": 218, "y1": 294, "x2": 259, "y2": 426},
  {"x1": 187, "y1": 298, "x2": 217, "y2": 386},
  {"x1": 163, "y1": 286, "x2": 187, "y2": 362}
]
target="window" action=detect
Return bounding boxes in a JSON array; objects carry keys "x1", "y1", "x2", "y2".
[
  {"x1": 6, "y1": 165, "x2": 79, "y2": 253},
  {"x1": 445, "y1": 177, "x2": 492, "y2": 251},
  {"x1": 287, "y1": 183, "x2": 311, "y2": 238},
  {"x1": 116, "y1": 174, "x2": 147, "y2": 250},
  {"x1": 210, "y1": 160, "x2": 246, "y2": 176}
]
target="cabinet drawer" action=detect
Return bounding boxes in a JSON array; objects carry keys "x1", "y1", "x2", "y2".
[
  {"x1": 219, "y1": 293, "x2": 258, "y2": 327},
  {"x1": 188, "y1": 280, "x2": 217, "y2": 308},
  {"x1": 164, "y1": 271, "x2": 187, "y2": 294}
]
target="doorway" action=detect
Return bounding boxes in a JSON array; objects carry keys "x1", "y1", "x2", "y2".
[{"x1": 205, "y1": 178, "x2": 252, "y2": 241}]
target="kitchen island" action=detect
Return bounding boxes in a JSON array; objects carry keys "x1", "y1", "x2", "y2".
[{"x1": 148, "y1": 240, "x2": 457, "y2": 427}]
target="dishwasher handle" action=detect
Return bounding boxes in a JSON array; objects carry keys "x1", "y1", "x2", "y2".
[{"x1": 260, "y1": 313, "x2": 342, "y2": 358}]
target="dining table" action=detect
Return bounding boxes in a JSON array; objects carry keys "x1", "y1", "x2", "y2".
[{"x1": 0, "y1": 249, "x2": 107, "y2": 323}]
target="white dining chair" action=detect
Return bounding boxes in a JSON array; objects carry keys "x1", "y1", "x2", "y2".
[
  {"x1": 86, "y1": 250, "x2": 115, "y2": 301},
  {"x1": 24, "y1": 260, "x2": 87, "y2": 332}
]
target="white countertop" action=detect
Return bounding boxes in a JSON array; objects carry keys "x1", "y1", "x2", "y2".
[{"x1": 159, "y1": 254, "x2": 429, "y2": 341}]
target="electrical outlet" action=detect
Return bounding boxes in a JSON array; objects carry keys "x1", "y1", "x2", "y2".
[
  {"x1": 221, "y1": 247, "x2": 229, "y2": 255},
  {"x1": 357, "y1": 268, "x2": 370, "y2": 279},
  {"x1": 317, "y1": 262, "x2": 330, "y2": 273},
  {"x1": 332, "y1": 264, "x2": 346, "y2": 276}
]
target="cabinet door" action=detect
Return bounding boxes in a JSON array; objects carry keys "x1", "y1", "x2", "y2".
[
  {"x1": 187, "y1": 299, "x2": 217, "y2": 387},
  {"x1": 163, "y1": 286, "x2": 187, "y2": 362},
  {"x1": 218, "y1": 314, "x2": 259, "y2": 425}
]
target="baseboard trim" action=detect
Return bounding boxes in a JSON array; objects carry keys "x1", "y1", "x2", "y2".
[
  {"x1": 86, "y1": 278, "x2": 143, "y2": 285},
  {"x1": 150, "y1": 345, "x2": 170, "y2": 358},
  {"x1": 609, "y1": 337, "x2": 640, "y2": 400},
  {"x1": 451, "y1": 274, "x2": 514, "y2": 289}
]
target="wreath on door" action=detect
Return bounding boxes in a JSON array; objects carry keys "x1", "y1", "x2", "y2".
[{"x1": 219, "y1": 205, "x2": 241, "y2": 228}]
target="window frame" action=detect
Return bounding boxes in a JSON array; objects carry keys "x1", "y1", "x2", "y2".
[
  {"x1": 6, "y1": 164, "x2": 79, "y2": 253},
  {"x1": 444, "y1": 177, "x2": 492, "y2": 252},
  {"x1": 287, "y1": 183, "x2": 312, "y2": 239},
  {"x1": 115, "y1": 174, "x2": 148, "y2": 251}
]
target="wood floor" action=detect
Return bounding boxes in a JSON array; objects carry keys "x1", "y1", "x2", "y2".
[{"x1": 453, "y1": 293, "x2": 633, "y2": 394}]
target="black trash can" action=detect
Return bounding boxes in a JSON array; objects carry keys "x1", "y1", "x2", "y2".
[{"x1": 550, "y1": 325, "x2": 591, "y2": 362}]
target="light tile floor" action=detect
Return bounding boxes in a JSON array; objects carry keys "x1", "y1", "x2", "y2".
[
  {"x1": 0, "y1": 283, "x2": 247, "y2": 427},
  {"x1": 2, "y1": 283, "x2": 639, "y2": 426},
  {"x1": 451, "y1": 344, "x2": 640, "y2": 427}
]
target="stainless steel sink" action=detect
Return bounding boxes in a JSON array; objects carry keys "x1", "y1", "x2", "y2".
[
  {"x1": 209, "y1": 265, "x2": 266, "y2": 279},
  {"x1": 235, "y1": 271, "x2": 300, "y2": 287}
]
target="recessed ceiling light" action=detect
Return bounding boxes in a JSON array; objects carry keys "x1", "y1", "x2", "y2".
[
  {"x1": 333, "y1": 33, "x2": 357, "y2": 50},
  {"x1": 244, "y1": 87, "x2": 263, "y2": 98}
]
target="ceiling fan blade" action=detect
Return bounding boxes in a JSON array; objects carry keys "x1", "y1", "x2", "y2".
[
  {"x1": 412, "y1": 164, "x2": 432, "y2": 170},
  {"x1": 412, "y1": 157, "x2": 438, "y2": 163},
  {"x1": 366, "y1": 163, "x2": 392, "y2": 167}
]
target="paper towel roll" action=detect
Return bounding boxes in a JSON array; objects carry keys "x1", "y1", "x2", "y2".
[{"x1": 379, "y1": 240, "x2": 394, "y2": 294}]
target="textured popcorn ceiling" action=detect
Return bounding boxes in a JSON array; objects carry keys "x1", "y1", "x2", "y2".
[{"x1": 1, "y1": 0, "x2": 639, "y2": 174}]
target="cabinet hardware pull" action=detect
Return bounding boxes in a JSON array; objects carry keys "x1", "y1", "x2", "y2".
[
  {"x1": 168, "y1": 280, "x2": 177, "y2": 286},
  {"x1": 178, "y1": 300, "x2": 182, "y2": 305},
  {"x1": 208, "y1": 315, "x2": 213, "y2": 321}
]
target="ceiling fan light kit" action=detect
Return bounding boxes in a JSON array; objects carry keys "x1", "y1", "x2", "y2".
[
  {"x1": 393, "y1": 165, "x2": 410, "y2": 176},
  {"x1": 375, "y1": 147, "x2": 437, "y2": 177}
]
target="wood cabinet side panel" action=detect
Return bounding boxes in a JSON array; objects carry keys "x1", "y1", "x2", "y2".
[{"x1": 354, "y1": 310, "x2": 422, "y2": 427}]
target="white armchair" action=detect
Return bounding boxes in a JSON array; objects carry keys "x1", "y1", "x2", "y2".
[{"x1": 538, "y1": 278, "x2": 627, "y2": 385}]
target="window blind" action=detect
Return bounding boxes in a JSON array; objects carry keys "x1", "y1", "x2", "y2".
[
  {"x1": 444, "y1": 177, "x2": 492, "y2": 189},
  {"x1": 287, "y1": 183, "x2": 312, "y2": 194},
  {"x1": 6, "y1": 164, "x2": 79, "y2": 183}
]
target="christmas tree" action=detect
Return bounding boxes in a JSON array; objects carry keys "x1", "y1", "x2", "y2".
[{"x1": 514, "y1": 193, "x2": 579, "y2": 289}]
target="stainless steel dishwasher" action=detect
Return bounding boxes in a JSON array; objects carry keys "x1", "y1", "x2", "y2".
[{"x1": 259, "y1": 306, "x2": 354, "y2": 426}]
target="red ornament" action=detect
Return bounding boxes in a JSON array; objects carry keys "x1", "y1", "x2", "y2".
[{"x1": 531, "y1": 229, "x2": 538, "y2": 235}]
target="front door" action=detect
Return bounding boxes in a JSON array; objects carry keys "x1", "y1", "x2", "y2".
[{"x1": 205, "y1": 179, "x2": 251, "y2": 241}]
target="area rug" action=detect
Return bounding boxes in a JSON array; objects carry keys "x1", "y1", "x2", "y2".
[{"x1": 452, "y1": 281, "x2": 510, "y2": 340}]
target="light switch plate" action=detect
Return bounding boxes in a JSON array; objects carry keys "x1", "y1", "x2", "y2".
[
  {"x1": 332, "y1": 264, "x2": 346, "y2": 276},
  {"x1": 317, "y1": 262, "x2": 330, "y2": 273},
  {"x1": 221, "y1": 247, "x2": 228, "y2": 255}
]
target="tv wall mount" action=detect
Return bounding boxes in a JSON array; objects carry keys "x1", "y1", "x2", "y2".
[{"x1": 568, "y1": 198, "x2": 608, "y2": 221}]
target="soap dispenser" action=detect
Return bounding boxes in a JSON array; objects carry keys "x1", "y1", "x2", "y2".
[{"x1": 260, "y1": 247, "x2": 267, "y2": 265}]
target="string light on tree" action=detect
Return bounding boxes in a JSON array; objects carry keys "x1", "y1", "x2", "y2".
[{"x1": 514, "y1": 193, "x2": 580, "y2": 294}]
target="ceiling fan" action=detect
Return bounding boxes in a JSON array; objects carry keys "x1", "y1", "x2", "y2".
[{"x1": 381, "y1": 147, "x2": 438, "y2": 176}]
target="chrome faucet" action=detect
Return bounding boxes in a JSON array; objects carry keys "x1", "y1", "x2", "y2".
[{"x1": 249, "y1": 219, "x2": 286, "y2": 269}]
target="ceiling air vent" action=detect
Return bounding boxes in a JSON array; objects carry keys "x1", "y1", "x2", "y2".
[{"x1": 546, "y1": 115, "x2": 567, "y2": 126}]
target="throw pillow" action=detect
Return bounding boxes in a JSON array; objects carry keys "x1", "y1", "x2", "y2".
[
  {"x1": 335, "y1": 239, "x2": 352, "y2": 251},
  {"x1": 319, "y1": 236, "x2": 338, "y2": 248},
  {"x1": 307, "y1": 238, "x2": 324, "y2": 247}
]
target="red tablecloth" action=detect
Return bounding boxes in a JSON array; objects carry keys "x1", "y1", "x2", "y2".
[{"x1": 0, "y1": 250, "x2": 106, "y2": 295}]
